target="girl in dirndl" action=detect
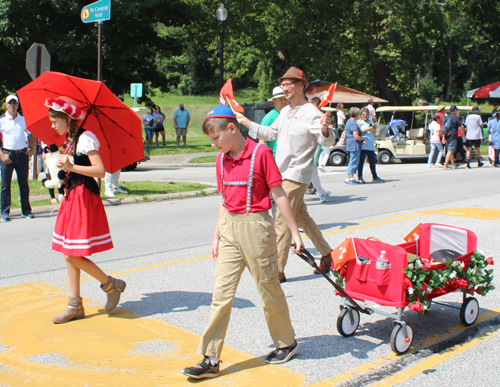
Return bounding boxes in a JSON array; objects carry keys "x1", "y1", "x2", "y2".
[{"x1": 46, "y1": 96, "x2": 126, "y2": 324}]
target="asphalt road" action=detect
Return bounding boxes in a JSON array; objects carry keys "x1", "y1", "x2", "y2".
[{"x1": 1, "y1": 161, "x2": 499, "y2": 386}]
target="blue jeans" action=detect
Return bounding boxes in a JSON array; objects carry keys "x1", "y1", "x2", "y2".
[
  {"x1": 347, "y1": 151, "x2": 360, "y2": 174},
  {"x1": 1, "y1": 152, "x2": 32, "y2": 218},
  {"x1": 428, "y1": 142, "x2": 444, "y2": 165},
  {"x1": 358, "y1": 150, "x2": 378, "y2": 179}
]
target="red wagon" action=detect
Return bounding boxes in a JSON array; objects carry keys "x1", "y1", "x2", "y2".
[{"x1": 295, "y1": 223, "x2": 494, "y2": 354}]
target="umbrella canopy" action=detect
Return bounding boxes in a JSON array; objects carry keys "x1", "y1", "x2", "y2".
[
  {"x1": 305, "y1": 80, "x2": 388, "y2": 104},
  {"x1": 17, "y1": 71, "x2": 144, "y2": 174},
  {"x1": 466, "y1": 81, "x2": 500, "y2": 98}
]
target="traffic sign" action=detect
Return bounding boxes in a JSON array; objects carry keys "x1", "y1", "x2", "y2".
[
  {"x1": 81, "y1": 0, "x2": 111, "y2": 24},
  {"x1": 26, "y1": 43, "x2": 50, "y2": 81},
  {"x1": 130, "y1": 83, "x2": 143, "y2": 98}
]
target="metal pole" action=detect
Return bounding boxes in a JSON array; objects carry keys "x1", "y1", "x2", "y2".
[
  {"x1": 219, "y1": 21, "x2": 224, "y2": 89},
  {"x1": 97, "y1": 21, "x2": 103, "y2": 81},
  {"x1": 31, "y1": 46, "x2": 43, "y2": 180}
]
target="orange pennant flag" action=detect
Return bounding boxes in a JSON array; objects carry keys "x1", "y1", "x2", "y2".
[
  {"x1": 219, "y1": 78, "x2": 244, "y2": 112},
  {"x1": 317, "y1": 82, "x2": 337, "y2": 109},
  {"x1": 404, "y1": 223, "x2": 421, "y2": 242},
  {"x1": 331, "y1": 236, "x2": 357, "y2": 271}
]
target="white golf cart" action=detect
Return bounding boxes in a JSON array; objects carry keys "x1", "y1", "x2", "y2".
[{"x1": 374, "y1": 106, "x2": 473, "y2": 164}]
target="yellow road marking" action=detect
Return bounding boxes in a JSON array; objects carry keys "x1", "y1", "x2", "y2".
[
  {"x1": 369, "y1": 329, "x2": 500, "y2": 387},
  {"x1": 0, "y1": 282, "x2": 304, "y2": 387}
]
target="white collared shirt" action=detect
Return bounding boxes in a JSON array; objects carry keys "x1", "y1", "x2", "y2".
[
  {"x1": 249, "y1": 103, "x2": 334, "y2": 185},
  {"x1": 0, "y1": 112, "x2": 28, "y2": 150}
]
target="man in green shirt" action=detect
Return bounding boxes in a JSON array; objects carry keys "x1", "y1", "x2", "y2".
[{"x1": 259, "y1": 86, "x2": 288, "y2": 157}]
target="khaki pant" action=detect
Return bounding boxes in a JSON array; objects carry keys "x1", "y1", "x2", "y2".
[
  {"x1": 198, "y1": 211, "x2": 296, "y2": 359},
  {"x1": 275, "y1": 179, "x2": 332, "y2": 274}
]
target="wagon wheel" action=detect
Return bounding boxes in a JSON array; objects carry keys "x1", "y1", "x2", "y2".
[
  {"x1": 366, "y1": 236, "x2": 381, "y2": 242},
  {"x1": 337, "y1": 307, "x2": 360, "y2": 337},
  {"x1": 390, "y1": 324, "x2": 413, "y2": 355},
  {"x1": 460, "y1": 297, "x2": 479, "y2": 326}
]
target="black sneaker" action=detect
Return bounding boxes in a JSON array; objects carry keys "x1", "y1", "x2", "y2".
[
  {"x1": 22, "y1": 213, "x2": 35, "y2": 219},
  {"x1": 478, "y1": 162, "x2": 484, "y2": 167},
  {"x1": 183, "y1": 356, "x2": 220, "y2": 379},
  {"x1": 1, "y1": 216, "x2": 10, "y2": 222},
  {"x1": 264, "y1": 341, "x2": 299, "y2": 364},
  {"x1": 357, "y1": 178, "x2": 366, "y2": 184},
  {"x1": 372, "y1": 177, "x2": 385, "y2": 183}
]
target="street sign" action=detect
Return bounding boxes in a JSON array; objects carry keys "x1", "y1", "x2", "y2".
[
  {"x1": 130, "y1": 83, "x2": 143, "y2": 98},
  {"x1": 26, "y1": 43, "x2": 50, "y2": 81},
  {"x1": 81, "y1": 0, "x2": 111, "y2": 24},
  {"x1": 130, "y1": 83, "x2": 143, "y2": 107}
]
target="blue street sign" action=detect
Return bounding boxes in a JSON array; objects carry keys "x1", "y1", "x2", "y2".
[
  {"x1": 130, "y1": 83, "x2": 143, "y2": 107},
  {"x1": 81, "y1": 0, "x2": 111, "y2": 24},
  {"x1": 130, "y1": 83, "x2": 143, "y2": 98}
]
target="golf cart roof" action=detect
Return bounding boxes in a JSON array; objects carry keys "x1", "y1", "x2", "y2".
[{"x1": 376, "y1": 106, "x2": 473, "y2": 113}]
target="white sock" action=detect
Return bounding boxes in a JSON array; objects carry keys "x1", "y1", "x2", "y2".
[{"x1": 208, "y1": 356, "x2": 219, "y2": 365}]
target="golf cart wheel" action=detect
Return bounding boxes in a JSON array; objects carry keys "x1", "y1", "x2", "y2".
[
  {"x1": 337, "y1": 307, "x2": 360, "y2": 337},
  {"x1": 460, "y1": 297, "x2": 479, "y2": 326},
  {"x1": 378, "y1": 150, "x2": 392, "y2": 164},
  {"x1": 455, "y1": 152, "x2": 465, "y2": 163},
  {"x1": 329, "y1": 151, "x2": 347, "y2": 166},
  {"x1": 390, "y1": 324, "x2": 413, "y2": 355}
]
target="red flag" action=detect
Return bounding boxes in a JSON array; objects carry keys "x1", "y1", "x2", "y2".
[
  {"x1": 219, "y1": 79, "x2": 244, "y2": 113},
  {"x1": 318, "y1": 82, "x2": 337, "y2": 109},
  {"x1": 404, "y1": 223, "x2": 421, "y2": 242},
  {"x1": 331, "y1": 236, "x2": 357, "y2": 271}
]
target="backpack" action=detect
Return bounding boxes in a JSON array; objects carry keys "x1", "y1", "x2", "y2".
[{"x1": 441, "y1": 116, "x2": 453, "y2": 137}]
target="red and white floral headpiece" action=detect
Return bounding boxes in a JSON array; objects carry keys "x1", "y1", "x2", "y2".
[{"x1": 45, "y1": 97, "x2": 86, "y2": 121}]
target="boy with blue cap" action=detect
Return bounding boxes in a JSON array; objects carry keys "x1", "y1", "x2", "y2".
[{"x1": 182, "y1": 105, "x2": 303, "y2": 379}]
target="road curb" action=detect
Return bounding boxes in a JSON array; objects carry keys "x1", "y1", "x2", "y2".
[
  {"x1": 145, "y1": 163, "x2": 216, "y2": 168},
  {"x1": 9, "y1": 186, "x2": 219, "y2": 217}
]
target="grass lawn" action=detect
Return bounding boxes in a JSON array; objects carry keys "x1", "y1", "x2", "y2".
[
  {"x1": 147, "y1": 137, "x2": 218, "y2": 156},
  {"x1": 188, "y1": 155, "x2": 218, "y2": 163},
  {"x1": 8, "y1": 180, "x2": 210, "y2": 208}
]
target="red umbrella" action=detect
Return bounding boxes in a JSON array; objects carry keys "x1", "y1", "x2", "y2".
[{"x1": 17, "y1": 71, "x2": 144, "y2": 173}]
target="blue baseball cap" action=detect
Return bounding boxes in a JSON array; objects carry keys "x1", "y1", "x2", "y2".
[{"x1": 205, "y1": 105, "x2": 236, "y2": 119}]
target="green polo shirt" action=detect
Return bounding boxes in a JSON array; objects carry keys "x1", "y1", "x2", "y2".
[{"x1": 260, "y1": 108, "x2": 280, "y2": 158}]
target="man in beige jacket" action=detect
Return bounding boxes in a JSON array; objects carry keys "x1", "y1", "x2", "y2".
[{"x1": 236, "y1": 67, "x2": 335, "y2": 282}]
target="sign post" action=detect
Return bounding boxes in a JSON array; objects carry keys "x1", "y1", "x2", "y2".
[
  {"x1": 130, "y1": 83, "x2": 143, "y2": 107},
  {"x1": 81, "y1": 0, "x2": 111, "y2": 81},
  {"x1": 26, "y1": 43, "x2": 51, "y2": 180}
]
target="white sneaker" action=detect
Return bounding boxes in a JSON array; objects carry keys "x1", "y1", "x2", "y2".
[
  {"x1": 318, "y1": 166, "x2": 326, "y2": 173},
  {"x1": 105, "y1": 189, "x2": 115, "y2": 197},
  {"x1": 319, "y1": 190, "x2": 331, "y2": 203},
  {"x1": 114, "y1": 187, "x2": 128, "y2": 194},
  {"x1": 436, "y1": 163, "x2": 443, "y2": 167},
  {"x1": 427, "y1": 164, "x2": 433, "y2": 168}
]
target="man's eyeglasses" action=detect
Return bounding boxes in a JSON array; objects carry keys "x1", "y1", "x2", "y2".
[
  {"x1": 7, "y1": 100, "x2": 18, "y2": 105},
  {"x1": 280, "y1": 81, "x2": 299, "y2": 88}
]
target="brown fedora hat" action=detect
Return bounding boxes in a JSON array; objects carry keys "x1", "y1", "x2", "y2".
[{"x1": 278, "y1": 66, "x2": 309, "y2": 89}]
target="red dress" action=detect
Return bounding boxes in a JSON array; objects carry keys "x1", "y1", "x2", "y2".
[{"x1": 52, "y1": 129, "x2": 113, "y2": 256}]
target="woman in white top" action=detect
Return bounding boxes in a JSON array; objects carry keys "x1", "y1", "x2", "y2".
[{"x1": 428, "y1": 115, "x2": 444, "y2": 167}]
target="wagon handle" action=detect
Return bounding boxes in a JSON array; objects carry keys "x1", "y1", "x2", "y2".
[
  {"x1": 367, "y1": 236, "x2": 382, "y2": 242},
  {"x1": 291, "y1": 244, "x2": 370, "y2": 315}
]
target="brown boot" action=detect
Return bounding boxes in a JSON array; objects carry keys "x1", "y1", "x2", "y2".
[
  {"x1": 313, "y1": 251, "x2": 333, "y2": 274},
  {"x1": 52, "y1": 296, "x2": 84, "y2": 324},
  {"x1": 101, "y1": 276, "x2": 126, "y2": 313}
]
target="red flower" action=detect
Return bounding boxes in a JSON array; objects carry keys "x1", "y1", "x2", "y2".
[
  {"x1": 339, "y1": 266, "x2": 347, "y2": 278},
  {"x1": 410, "y1": 301, "x2": 424, "y2": 313},
  {"x1": 486, "y1": 257, "x2": 494, "y2": 265},
  {"x1": 475, "y1": 288, "x2": 482, "y2": 295},
  {"x1": 420, "y1": 283, "x2": 428, "y2": 291},
  {"x1": 424, "y1": 257, "x2": 435, "y2": 270},
  {"x1": 456, "y1": 279, "x2": 468, "y2": 288},
  {"x1": 432, "y1": 288, "x2": 447, "y2": 296},
  {"x1": 403, "y1": 278, "x2": 413, "y2": 290},
  {"x1": 335, "y1": 290, "x2": 344, "y2": 298}
]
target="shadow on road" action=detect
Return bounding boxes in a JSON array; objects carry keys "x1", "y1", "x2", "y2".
[{"x1": 121, "y1": 291, "x2": 255, "y2": 317}]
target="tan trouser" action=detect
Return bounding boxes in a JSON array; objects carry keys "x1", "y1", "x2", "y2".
[
  {"x1": 275, "y1": 179, "x2": 332, "y2": 274},
  {"x1": 198, "y1": 211, "x2": 296, "y2": 359}
]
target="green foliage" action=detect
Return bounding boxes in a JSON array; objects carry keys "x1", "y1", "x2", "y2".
[{"x1": 1, "y1": 0, "x2": 500, "y2": 106}]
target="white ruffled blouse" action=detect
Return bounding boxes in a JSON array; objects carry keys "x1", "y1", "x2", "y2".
[{"x1": 76, "y1": 131, "x2": 100, "y2": 155}]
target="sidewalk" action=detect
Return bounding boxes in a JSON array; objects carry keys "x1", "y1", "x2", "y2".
[
  {"x1": 147, "y1": 152, "x2": 216, "y2": 167},
  {"x1": 11, "y1": 154, "x2": 219, "y2": 217}
]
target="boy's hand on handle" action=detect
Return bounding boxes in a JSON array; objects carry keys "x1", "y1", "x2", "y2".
[{"x1": 290, "y1": 236, "x2": 303, "y2": 254}]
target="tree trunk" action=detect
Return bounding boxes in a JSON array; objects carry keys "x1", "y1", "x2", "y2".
[{"x1": 446, "y1": 39, "x2": 453, "y2": 102}]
